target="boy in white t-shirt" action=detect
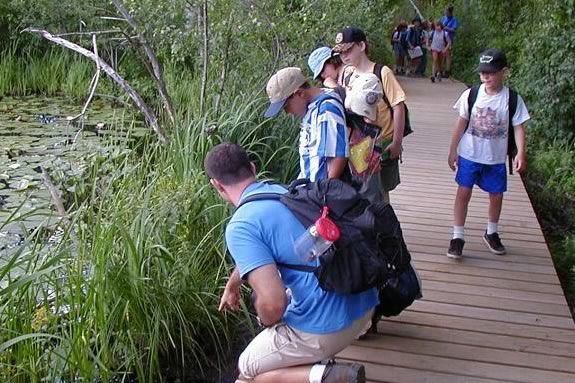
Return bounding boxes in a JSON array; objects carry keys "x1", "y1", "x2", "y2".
[{"x1": 447, "y1": 48, "x2": 530, "y2": 258}]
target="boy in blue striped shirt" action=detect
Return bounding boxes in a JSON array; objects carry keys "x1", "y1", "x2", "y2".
[{"x1": 264, "y1": 67, "x2": 349, "y2": 181}]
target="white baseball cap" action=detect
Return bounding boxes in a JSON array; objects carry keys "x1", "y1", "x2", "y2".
[{"x1": 344, "y1": 72, "x2": 383, "y2": 121}]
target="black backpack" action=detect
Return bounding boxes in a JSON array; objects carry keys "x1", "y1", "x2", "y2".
[
  {"x1": 238, "y1": 178, "x2": 422, "y2": 317},
  {"x1": 466, "y1": 85, "x2": 518, "y2": 174}
]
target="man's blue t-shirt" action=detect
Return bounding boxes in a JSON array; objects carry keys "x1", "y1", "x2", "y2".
[
  {"x1": 225, "y1": 182, "x2": 378, "y2": 334},
  {"x1": 440, "y1": 15, "x2": 460, "y2": 40}
]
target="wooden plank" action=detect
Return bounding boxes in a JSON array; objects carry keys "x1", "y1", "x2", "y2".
[
  {"x1": 420, "y1": 289, "x2": 572, "y2": 317},
  {"x1": 354, "y1": 334, "x2": 575, "y2": 373},
  {"x1": 388, "y1": 310, "x2": 575, "y2": 343},
  {"x1": 417, "y1": 269, "x2": 564, "y2": 295},
  {"x1": 376, "y1": 321, "x2": 575, "y2": 357},
  {"x1": 413, "y1": 259, "x2": 561, "y2": 285},
  {"x1": 411, "y1": 251, "x2": 557, "y2": 275},
  {"x1": 342, "y1": 361, "x2": 513, "y2": 383},
  {"x1": 353, "y1": 361, "x2": 514, "y2": 383},
  {"x1": 338, "y1": 346, "x2": 575, "y2": 383},
  {"x1": 420, "y1": 280, "x2": 566, "y2": 304},
  {"x1": 408, "y1": 300, "x2": 575, "y2": 329}
]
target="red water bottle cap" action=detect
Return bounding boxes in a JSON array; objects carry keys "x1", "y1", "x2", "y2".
[{"x1": 315, "y1": 207, "x2": 340, "y2": 242}]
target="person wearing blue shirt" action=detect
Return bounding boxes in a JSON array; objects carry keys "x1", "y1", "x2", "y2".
[
  {"x1": 264, "y1": 67, "x2": 349, "y2": 182},
  {"x1": 440, "y1": 4, "x2": 460, "y2": 77},
  {"x1": 205, "y1": 143, "x2": 377, "y2": 383}
]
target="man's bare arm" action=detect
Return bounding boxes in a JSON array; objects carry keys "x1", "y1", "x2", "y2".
[{"x1": 247, "y1": 264, "x2": 288, "y2": 326}]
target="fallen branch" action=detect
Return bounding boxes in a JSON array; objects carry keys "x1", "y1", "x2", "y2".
[
  {"x1": 55, "y1": 30, "x2": 120, "y2": 38},
  {"x1": 40, "y1": 167, "x2": 69, "y2": 224},
  {"x1": 24, "y1": 27, "x2": 168, "y2": 144},
  {"x1": 111, "y1": 0, "x2": 175, "y2": 124},
  {"x1": 71, "y1": 34, "x2": 101, "y2": 143}
]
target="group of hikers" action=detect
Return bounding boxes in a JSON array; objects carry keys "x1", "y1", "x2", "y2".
[
  {"x1": 203, "y1": 9, "x2": 530, "y2": 383},
  {"x1": 391, "y1": 5, "x2": 459, "y2": 82}
]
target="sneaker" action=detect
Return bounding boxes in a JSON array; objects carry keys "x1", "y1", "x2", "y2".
[
  {"x1": 437, "y1": 72, "x2": 442, "y2": 82},
  {"x1": 447, "y1": 238, "x2": 465, "y2": 258},
  {"x1": 483, "y1": 232, "x2": 506, "y2": 255},
  {"x1": 430, "y1": 76, "x2": 435, "y2": 83},
  {"x1": 322, "y1": 362, "x2": 366, "y2": 383}
]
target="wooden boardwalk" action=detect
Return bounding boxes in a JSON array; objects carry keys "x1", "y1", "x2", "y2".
[{"x1": 337, "y1": 77, "x2": 575, "y2": 382}]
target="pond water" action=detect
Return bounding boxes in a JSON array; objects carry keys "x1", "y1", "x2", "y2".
[{"x1": 0, "y1": 95, "x2": 145, "y2": 260}]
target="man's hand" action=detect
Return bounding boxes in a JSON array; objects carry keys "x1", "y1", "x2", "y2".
[
  {"x1": 385, "y1": 141, "x2": 402, "y2": 159},
  {"x1": 448, "y1": 151, "x2": 458, "y2": 171},
  {"x1": 513, "y1": 153, "x2": 526, "y2": 173},
  {"x1": 218, "y1": 283, "x2": 241, "y2": 312},
  {"x1": 218, "y1": 267, "x2": 242, "y2": 312}
]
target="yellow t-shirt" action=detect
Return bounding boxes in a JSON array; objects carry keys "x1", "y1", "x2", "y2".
[{"x1": 374, "y1": 65, "x2": 406, "y2": 141}]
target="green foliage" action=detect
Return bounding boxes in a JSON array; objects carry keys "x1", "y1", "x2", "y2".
[{"x1": 0, "y1": 0, "x2": 408, "y2": 380}]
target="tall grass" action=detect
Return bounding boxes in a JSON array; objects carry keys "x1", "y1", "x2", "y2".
[
  {"x1": 1, "y1": 72, "x2": 301, "y2": 381},
  {"x1": 0, "y1": 46, "x2": 95, "y2": 98}
]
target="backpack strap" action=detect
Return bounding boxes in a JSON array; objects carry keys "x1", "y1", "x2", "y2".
[
  {"x1": 236, "y1": 190, "x2": 317, "y2": 273},
  {"x1": 507, "y1": 89, "x2": 518, "y2": 175},
  {"x1": 237, "y1": 192, "x2": 282, "y2": 209},
  {"x1": 373, "y1": 63, "x2": 393, "y2": 114},
  {"x1": 465, "y1": 85, "x2": 480, "y2": 131}
]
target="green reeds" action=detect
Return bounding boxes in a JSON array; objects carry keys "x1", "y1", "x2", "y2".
[
  {"x1": 1, "y1": 76, "x2": 301, "y2": 380},
  {"x1": 0, "y1": 47, "x2": 96, "y2": 98}
]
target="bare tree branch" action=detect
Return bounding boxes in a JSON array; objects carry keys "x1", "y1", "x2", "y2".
[
  {"x1": 215, "y1": 13, "x2": 233, "y2": 115},
  {"x1": 40, "y1": 167, "x2": 69, "y2": 223},
  {"x1": 24, "y1": 27, "x2": 168, "y2": 144},
  {"x1": 55, "y1": 30, "x2": 120, "y2": 38},
  {"x1": 71, "y1": 34, "x2": 101, "y2": 143},
  {"x1": 111, "y1": 0, "x2": 175, "y2": 124},
  {"x1": 200, "y1": 0, "x2": 209, "y2": 116}
]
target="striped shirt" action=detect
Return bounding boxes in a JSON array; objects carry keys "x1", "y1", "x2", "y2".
[{"x1": 298, "y1": 90, "x2": 349, "y2": 181}]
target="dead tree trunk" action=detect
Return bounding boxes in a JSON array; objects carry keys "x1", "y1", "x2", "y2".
[
  {"x1": 111, "y1": 0, "x2": 176, "y2": 125},
  {"x1": 200, "y1": 0, "x2": 209, "y2": 116},
  {"x1": 25, "y1": 28, "x2": 169, "y2": 144}
]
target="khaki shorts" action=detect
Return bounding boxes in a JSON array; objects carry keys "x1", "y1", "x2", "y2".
[{"x1": 237, "y1": 309, "x2": 374, "y2": 381}]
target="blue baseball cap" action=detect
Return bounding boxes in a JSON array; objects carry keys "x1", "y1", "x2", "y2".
[{"x1": 307, "y1": 47, "x2": 334, "y2": 80}]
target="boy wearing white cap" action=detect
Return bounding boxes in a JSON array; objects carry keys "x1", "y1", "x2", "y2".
[{"x1": 264, "y1": 67, "x2": 349, "y2": 182}]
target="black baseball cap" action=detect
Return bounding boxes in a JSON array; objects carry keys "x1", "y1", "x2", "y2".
[
  {"x1": 333, "y1": 27, "x2": 367, "y2": 53},
  {"x1": 478, "y1": 48, "x2": 507, "y2": 73}
]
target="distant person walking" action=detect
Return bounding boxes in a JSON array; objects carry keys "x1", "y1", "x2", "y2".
[
  {"x1": 446, "y1": 49, "x2": 530, "y2": 258},
  {"x1": 391, "y1": 21, "x2": 408, "y2": 75},
  {"x1": 430, "y1": 21, "x2": 451, "y2": 83},
  {"x1": 406, "y1": 17, "x2": 424, "y2": 76},
  {"x1": 440, "y1": 4, "x2": 460, "y2": 77}
]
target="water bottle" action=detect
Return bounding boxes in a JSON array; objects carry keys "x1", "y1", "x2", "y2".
[{"x1": 294, "y1": 207, "x2": 340, "y2": 262}]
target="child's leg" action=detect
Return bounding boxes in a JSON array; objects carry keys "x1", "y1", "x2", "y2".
[
  {"x1": 487, "y1": 192, "x2": 504, "y2": 233},
  {"x1": 431, "y1": 51, "x2": 438, "y2": 80},
  {"x1": 437, "y1": 53, "x2": 443, "y2": 75},
  {"x1": 478, "y1": 163, "x2": 507, "y2": 254},
  {"x1": 454, "y1": 186, "x2": 473, "y2": 237}
]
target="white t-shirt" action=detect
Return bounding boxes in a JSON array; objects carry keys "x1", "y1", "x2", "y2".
[{"x1": 453, "y1": 84, "x2": 530, "y2": 165}]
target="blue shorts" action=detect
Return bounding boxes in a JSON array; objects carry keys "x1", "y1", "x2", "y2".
[{"x1": 455, "y1": 156, "x2": 507, "y2": 193}]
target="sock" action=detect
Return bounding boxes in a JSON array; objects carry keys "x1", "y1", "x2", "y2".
[
  {"x1": 453, "y1": 226, "x2": 464, "y2": 240},
  {"x1": 309, "y1": 364, "x2": 327, "y2": 383},
  {"x1": 487, "y1": 222, "x2": 498, "y2": 235}
]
